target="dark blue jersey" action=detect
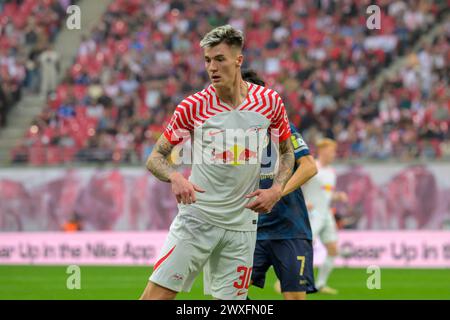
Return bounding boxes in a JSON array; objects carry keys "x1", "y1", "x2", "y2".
[{"x1": 257, "y1": 123, "x2": 312, "y2": 240}]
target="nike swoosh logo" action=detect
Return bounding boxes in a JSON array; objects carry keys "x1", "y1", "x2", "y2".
[
  {"x1": 208, "y1": 130, "x2": 225, "y2": 136},
  {"x1": 236, "y1": 290, "x2": 247, "y2": 296}
]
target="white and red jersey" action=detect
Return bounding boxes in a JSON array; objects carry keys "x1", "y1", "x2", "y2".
[
  {"x1": 302, "y1": 160, "x2": 337, "y2": 217},
  {"x1": 163, "y1": 82, "x2": 291, "y2": 231}
]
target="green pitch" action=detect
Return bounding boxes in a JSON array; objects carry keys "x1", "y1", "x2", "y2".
[{"x1": 0, "y1": 266, "x2": 449, "y2": 300}]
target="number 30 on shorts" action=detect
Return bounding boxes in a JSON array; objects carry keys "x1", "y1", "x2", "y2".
[{"x1": 233, "y1": 266, "x2": 253, "y2": 289}]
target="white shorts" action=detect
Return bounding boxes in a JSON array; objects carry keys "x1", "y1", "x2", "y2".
[
  {"x1": 309, "y1": 210, "x2": 338, "y2": 244},
  {"x1": 149, "y1": 214, "x2": 256, "y2": 300}
]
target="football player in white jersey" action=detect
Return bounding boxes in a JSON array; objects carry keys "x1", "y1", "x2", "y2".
[
  {"x1": 302, "y1": 138, "x2": 348, "y2": 295},
  {"x1": 140, "y1": 25, "x2": 294, "y2": 300}
]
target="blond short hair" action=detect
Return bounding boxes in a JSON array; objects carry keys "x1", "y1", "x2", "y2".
[
  {"x1": 200, "y1": 25, "x2": 244, "y2": 50},
  {"x1": 316, "y1": 138, "x2": 337, "y2": 149}
]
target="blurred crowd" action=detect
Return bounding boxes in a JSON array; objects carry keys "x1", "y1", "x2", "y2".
[
  {"x1": 7, "y1": 0, "x2": 449, "y2": 165},
  {"x1": 304, "y1": 29, "x2": 450, "y2": 161},
  {"x1": 0, "y1": 0, "x2": 74, "y2": 128}
]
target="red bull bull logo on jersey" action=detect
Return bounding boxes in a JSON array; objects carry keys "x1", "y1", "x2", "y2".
[
  {"x1": 211, "y1": 144, "x2": 259, "y2": 165},
  {"x1": 168, "y1": 127, "x2": 280, "y2": 165}
]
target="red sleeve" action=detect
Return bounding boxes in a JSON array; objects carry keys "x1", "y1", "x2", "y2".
[
  {"x1": 269, "y1": 93, "x2": 291, "y2": 143},
  {"x1": 163, "y1": 100, "x2": 194, "y2": 145}
]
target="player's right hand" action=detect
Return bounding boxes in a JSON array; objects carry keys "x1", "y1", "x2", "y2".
[
  {"x1": 245, "y1": 185, "x2": 282, "y2": 214},
  {"x1": 169, "y1": 172, "x2": 205, "y2": 204}
]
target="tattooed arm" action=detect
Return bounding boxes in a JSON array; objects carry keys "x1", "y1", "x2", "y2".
[
  {"x1": 146, "y1": 135, "x2": 204, "y2": 204},
  {"x1": 245, "y1": 138, "x2": 294, "y2": 214},
  {"x1": 272, "y1": 138, "x2": 295, "y2": 192},
  {"x1": 146, "y1": 135, "x2": 176, "y2": 182}
]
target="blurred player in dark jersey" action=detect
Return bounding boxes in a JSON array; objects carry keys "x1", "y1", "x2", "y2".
[{"x1": 242, "y1": 70, "x2": 318, "y2": 300}]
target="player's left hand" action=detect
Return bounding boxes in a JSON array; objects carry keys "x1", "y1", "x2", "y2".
[{"x1": 244, "y1": 186, "x2": 282, "y2": 214}]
